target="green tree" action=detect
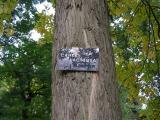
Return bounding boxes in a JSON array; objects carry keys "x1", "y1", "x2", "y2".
[
  {"x1": 109, "y1": 0, "x2": 160, "y2": 119},
  {"x1": 0, "y1": 0, "x2": 53, "y2": 119}
]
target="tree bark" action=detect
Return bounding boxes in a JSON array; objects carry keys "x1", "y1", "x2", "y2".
[{"x1": 52, "y1": 0, "x2": 122, "y2": 120}]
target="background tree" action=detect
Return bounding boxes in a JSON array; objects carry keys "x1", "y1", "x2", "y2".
[
  {"x1": 0, "y1": 0, "x2": 53, "y2": 119},
  {"x1": 109, "y1": 0, "x2": 160, "y2": 119}
]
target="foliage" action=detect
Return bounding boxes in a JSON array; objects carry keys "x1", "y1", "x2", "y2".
[
  {"x1": 0, "y1": 0, "x2": 18, "y2": 33},
  {"x1": 0, "y1": 0, "x2": 53, "y2": 119},
  {"x1": 108, "y1": 0, "x2": 160, "y2": 119},
  {"x1": 0, "y1": 41, "x2": 52, "y2": 120}
]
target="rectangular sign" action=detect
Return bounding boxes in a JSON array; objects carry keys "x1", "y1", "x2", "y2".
[{"x1": 56, "y1": 48, "x2": 99, "y2": 71}]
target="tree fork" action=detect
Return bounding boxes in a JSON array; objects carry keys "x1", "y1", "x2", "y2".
[{"x1": 52, "y1": 0, "x2": 122, "y2": 120}]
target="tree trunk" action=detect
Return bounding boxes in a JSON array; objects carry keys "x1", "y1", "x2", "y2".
[{"x1": 52, "y1": 0, "x2": 122, "y2": 120}]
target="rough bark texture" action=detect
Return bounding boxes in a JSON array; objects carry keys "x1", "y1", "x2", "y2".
[{"x1": 52, "y1": 0, "x2": 122, "y2": 120}]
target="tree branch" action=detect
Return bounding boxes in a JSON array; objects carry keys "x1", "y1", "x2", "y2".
[{"x1": 142, "y1": 0, "x2": 160, "y2": 39}]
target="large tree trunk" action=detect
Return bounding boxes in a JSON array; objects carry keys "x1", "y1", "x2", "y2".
[{"x1": 52, "y1": 0, "x2": 122, "y2": 120}]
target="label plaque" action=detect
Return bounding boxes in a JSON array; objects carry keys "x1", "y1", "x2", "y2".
[{"x1": 56, "y1": 48, "x2": 99, "y2": 71}]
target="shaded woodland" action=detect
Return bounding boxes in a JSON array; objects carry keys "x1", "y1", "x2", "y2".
[{"x1": 0, "y1": 0, "x2": 160, "y2": 119}]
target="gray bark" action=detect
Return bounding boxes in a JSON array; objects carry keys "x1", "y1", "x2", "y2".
[{"x1": 52, "y1": 0, "x2": 122, "y2": 120}]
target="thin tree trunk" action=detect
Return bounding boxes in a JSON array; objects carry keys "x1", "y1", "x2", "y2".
[{"x1": 52, "y1": 0, "x2": 122, "y2": 120}]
